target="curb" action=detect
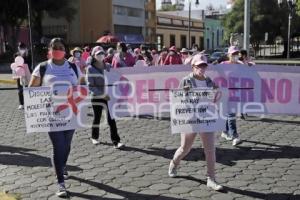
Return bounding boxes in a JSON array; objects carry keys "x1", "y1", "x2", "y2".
[{"x1": 0, "y1": 79, "x2": 16, "y2": 85}]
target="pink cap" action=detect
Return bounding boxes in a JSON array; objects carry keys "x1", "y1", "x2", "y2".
[
  {"x1": 91, "y1": 46, "x2": 104, "y2": 56},
  {"x1": 169, "y1": 46, "x2": 177, "y2": 51},
  {"x1": 228, "y1": 46, "x2": 239, "y2": 55},
  {"x1": 191, "y1": 54, "x2": 208, "y2": 66}
]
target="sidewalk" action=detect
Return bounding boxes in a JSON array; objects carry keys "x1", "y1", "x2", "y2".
[{"x1": 0, "y1": 63, "x2": 15, "y2": 85}]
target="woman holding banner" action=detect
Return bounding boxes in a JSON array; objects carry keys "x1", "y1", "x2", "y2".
[
  {"x1": 168, "y1": 54, "x2": 223, "y2": 191},
  {"x1": 29, "y1": 38, "x2": 83, "y2": 198},
  {"x1": 86, "y1": 46, "x2": 124, "y2": 149}
]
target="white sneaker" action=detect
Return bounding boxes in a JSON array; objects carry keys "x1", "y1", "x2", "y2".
[
  {"x1": 18, "y1": 105, "x2": 24, "y2": 110},
  {"x1": 114, "y1": 142, "x2": 124, "y2": 149},
  {"x1": 207, "y1": 177, "x2": 223, "y2": 191},
  {"x1": 91, "y1": 138, "x2": 100, "y2": 145},
  {"x1": 56, "y1": 183, "x2": 67, "y2": 197},
  {"x1": 232, "y1": 137, "x2": 242, "y2": 146},
  {"x1": 221, "y1": 132, "x2": 233, "y2": 141},
  {"x1": 168, "y1": 160, "x2": 177, "y2": 178}
]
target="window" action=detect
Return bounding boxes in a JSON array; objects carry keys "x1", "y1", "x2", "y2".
[
  {"x1": 170, "y1": 34, "x2": 176, "y2": 47},
  {"x1": 200, "y1": 36, "x2": 204, "y2": 50},
  {"x1": 113, "y1": 6, "x2": 142, "y2": 17},
  {"x1": 114, "y1": 25, "x2": 142, "y2": 34},
  {"x1": 128, "y1": 8, "x2": 142, "y2": 17},
  {"x1": 217, "y1": 30, "x2": 220, "y2": 47},
  {"x1": 180, "y1": 35, "x2": 187, "y2": 49},
  {"x1": 191, "y1": 36, "x2": 196, "y2": 47},
  {"x1": 207, "y1": 38, "x2": 210, "y2": 50},
  {"x1": 212, "y1": 32, "x2": 215, "y2": 49},
  {"x1": 114, "y1": 6, "x2": 127, "y2": 16},
  {"x1": 157, "y1": 34, "x2": 164, "y2": 51}
]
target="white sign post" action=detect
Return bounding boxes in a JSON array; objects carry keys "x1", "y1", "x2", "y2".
[
  {"x1": 170, "y1": 89, "x2": 228, "y2": 134},
  {"x1": 24, "y1": 86, "x2": 91, "y2": 133}
]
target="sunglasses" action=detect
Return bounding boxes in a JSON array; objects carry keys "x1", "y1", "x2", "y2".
[
  {"x1": 96, "y1": 52, "x2": 105, "y2": 56},
  {"x1": 193, "y1": 64, "x2": 208, "y2": 69}
]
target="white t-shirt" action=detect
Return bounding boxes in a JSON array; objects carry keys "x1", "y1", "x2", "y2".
[
  {"x1": 194, "y1": 79, "x2": 208, "y2": 88},
  {"x1": 189, "y1": 73, "x2": 209, "y2": 88},
  {"x1": 32, "y1": 60, "x2": 82, "y2": 86}
]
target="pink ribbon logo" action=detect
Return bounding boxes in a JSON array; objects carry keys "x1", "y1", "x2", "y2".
[{"x1": 55, "y1": 86, "x2": 88, "y2": 115}]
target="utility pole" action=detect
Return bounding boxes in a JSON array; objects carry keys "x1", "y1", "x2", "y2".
[
  {"x1": 188, "y1": 0, "x2": 191, "y2": 49},
  {"x1": 243, "y1": 0, "x2": 250, "y2": 53},
  {"x1": 27, "y1": 0, "x2": 34, "y2": 70}
]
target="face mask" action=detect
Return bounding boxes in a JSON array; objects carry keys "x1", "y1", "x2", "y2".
[
  {"x1": 19, "y1": 49, "x2": 27, "y2": 56},
  {"x1": 50, "y1": 50, "x2": 65, "y2": 60},
  {"x1": 193, "y1": 67, "x2": 206, "y2": 77},
  {"x1": 74, "y1": 52, "x2": 81, "y2": 58},
  {"x1": 95, "y1": 54, "x2": 105, "y2": 62},
  {"x1": 232, "y1": 55, "x2": 239, "y2": 63}
]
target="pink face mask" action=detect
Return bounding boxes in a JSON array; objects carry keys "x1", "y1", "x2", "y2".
[{"x1": 49, "y1": 50, "x2": 65, "y2": 60}]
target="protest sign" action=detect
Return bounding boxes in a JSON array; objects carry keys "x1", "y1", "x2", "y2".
[
  {"x1": 24, "y1": 86, "x2": 91, "y2": 133},
  {"x1": 170, "y1": 89, "x2": 227, "y2": 134}
]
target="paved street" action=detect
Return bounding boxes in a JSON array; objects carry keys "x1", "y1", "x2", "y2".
[{"x1": 0, "y1": 82, "x2": 299, "y2": 200}]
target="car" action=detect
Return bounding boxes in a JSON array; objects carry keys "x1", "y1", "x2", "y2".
[{"x1": 208, "y1": 52, "x2": 225, "y2": 63}]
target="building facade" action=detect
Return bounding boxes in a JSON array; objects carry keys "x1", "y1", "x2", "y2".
[
  {"x1": 41, "y1": 0, "x2": 156, "y2": 44},
  {"x1": 42, "y1": 0, "x2": 113, "y2": 44},
  {"x1": 156, "y1": 12, "x2": 205, "y2": 51},
  {"x1": 204, "y1": 16, "x2": 225, "y2": 50},
  {"x1": 112, "y1": 0, "x2": 156, "y2": 44}
]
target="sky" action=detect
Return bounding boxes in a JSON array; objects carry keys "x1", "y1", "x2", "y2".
[{"x1": 156, "y1": 0, "x2": 228, "y2": 10}]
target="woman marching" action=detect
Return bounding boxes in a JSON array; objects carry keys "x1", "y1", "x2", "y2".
[
  {"x1": 29, "y1": 38, "x2": 84, "y2": 197},
  {"x1": 168, "y1": 54, "x2": 223, "y2": 191},
  {"x1": 86, "y1": 46, "x2": 124, "y2": 149}
]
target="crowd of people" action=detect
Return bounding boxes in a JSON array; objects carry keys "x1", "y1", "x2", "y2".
[{"x1": 10, "y1": 38, "x2": 255, "y2": 197}]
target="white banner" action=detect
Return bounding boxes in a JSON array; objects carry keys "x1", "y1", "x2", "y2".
[
  {"x1": 24, "y1": 86, "x2": 91, "y2": 133},
  {"x1": 170, "y1": 89, "x2": 228, "y2": 134},
  {"x1": 105, "y1": 64, "x2": 300, "y2": 118}
]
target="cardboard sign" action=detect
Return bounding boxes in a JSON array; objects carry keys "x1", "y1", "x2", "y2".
[
  {"x1": 24, "y1": 86, "x2": 91, "y2": 133},
  {"x1": 170, "y1": 89, "x2": 228, "y2": 134}
]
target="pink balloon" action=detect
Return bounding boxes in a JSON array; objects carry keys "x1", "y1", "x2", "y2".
[
  {"x1": 15, "y1": 56, "x2": 24, "y2": 66},
  {"x1": 15, "y1": 67, "x2": 25, "y2": 77}
]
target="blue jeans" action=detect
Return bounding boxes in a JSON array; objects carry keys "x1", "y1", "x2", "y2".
[
  {"x1": 48, "y1": 130, "x2": 75, "y2": 184},
  {"x1": 224, "y1": 113, "x2": 239, "y2": 138}
]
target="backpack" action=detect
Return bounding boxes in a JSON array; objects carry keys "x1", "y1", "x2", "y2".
[
  {"x1": 38, "y1": 61, "x2": 78, "y2": 86},
  {"x1": 183, "y1": 75, "x2": 217, "y2": 89}
]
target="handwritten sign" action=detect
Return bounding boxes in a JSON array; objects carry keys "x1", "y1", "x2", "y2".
[
  {"x1": 170, "y1": 89, "x2": 228, "y2": 134},
  {"x1": 24, "y1": 86, "x2": 91, "y2": 133}
]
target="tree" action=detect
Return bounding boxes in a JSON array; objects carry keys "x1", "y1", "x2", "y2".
[
  {"x1": 159, "y1": 4, "x2": 178, "y2": 11},
  {"x1": 222, "y1": 0, "x2": 300, "y2": 57},
  {"x1": 0, "y1": 0, "x2": 28, "y2": 51},
  {"x1": 31, "y1": 0, "x2": 76, "y2": 39},
  {"x1": 0, "y1": 0, "x2": 76, "y2": 50}
]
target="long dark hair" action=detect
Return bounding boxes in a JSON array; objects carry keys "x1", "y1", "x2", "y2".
[{"x1": 48, "y1": 38, "x2": 67, "y2": 50}]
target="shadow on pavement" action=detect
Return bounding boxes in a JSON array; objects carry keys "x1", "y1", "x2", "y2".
[
  {"x1": 69, "y1": 176, "x2": 187, "y2": 200},
  {"x1": 247, "y1": 117, "x2": 300, "y2": 125},
  {"x1": 136, "y1": 115, "x2": 300, "y2": 125},
  {"x1": 120, "y1": 140, "x2": 300, "y2": 166},
  {"x1": 180, "y1": 175, "x2": 300, "y2": 200},
  {"x1": 0, "y1": 144, "x2": 82, "y2": 171}
]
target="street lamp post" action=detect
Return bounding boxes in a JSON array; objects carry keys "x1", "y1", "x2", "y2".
[
  {"x1": 278, "y1": 0, "x2": 296, "y2": 59},
  {"x1": 27, "y1": 0, "x2": 34, "y2": 70},
  {"x1": 187, "y1": 0, "x2": 199, "y2": 49},
  {"x1": 243, "y1": 0, "x2": 250, "y2": 54}
]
